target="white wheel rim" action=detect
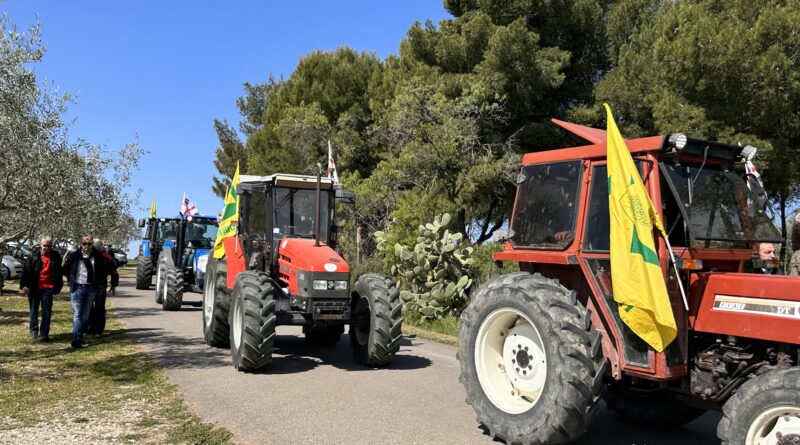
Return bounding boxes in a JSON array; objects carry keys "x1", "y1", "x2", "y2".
[
  {"x1": 475, "y1": 307, "x2": 547, "y2": 414},
  {"x1": 203, "y1": 270, "x2": 214, "y2": 326},
  {"x1": 162, "y1": 270, "x2": 169, "y2": 301},
  {"x1": 232, "y1": 297, "x2": 243, "y2": 349},
  {"x1": 746, "y1": 405, "x2": 800, "y2": 445}
]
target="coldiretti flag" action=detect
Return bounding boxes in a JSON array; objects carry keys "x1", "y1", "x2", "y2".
[
  {"x1": 605, "y1": 103, "x2": 676, "y2": 352},
  {"x1": 150, "y1": 200, "x2": 157, "y2": 218},
  {"x1": 213, "y1": 162, "x2": 240, "y2": 259}
]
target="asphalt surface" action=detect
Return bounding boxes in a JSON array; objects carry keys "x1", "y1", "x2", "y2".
[{"x1": 112, "y1": 274, "x2": 722, "y2": 445}]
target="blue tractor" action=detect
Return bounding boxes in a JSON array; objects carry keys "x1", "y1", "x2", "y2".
[
  {"x1": 154, "y1": 214, "x2": 218, "y2": 311},
  {"x1": 136, "y1": 216, "x2": 181, "y2": 290}
]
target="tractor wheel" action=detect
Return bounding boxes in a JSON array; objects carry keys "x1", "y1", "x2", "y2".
[
  {"x1": 718, "y1": 367, "x2": 800, "y2": 445},
  {"x1": 350, "y1": 274, "x2": 403, "y2": 367},
  {"x1": 154, "y1": 259, "x2": 165, "y2": 304},
  {"x1": 458, "y1": 272, "x2": 606, "y2": 445},
  {"x1": 161, "y1": 265, "x2": 184, "y2": 311},
  {"x1": 604, "y1": 381, "x2": 706, "y2": 429},
  {"x1": 305, "y1": 324, "x2": 345, "y2": 346},
  {"x1": 229, "y1": 271, "x2": 276, "y2": 372},
  {"x1": 135, "y1": 255, "x2": 153, "y2": 290},
  {"x1": 202, "y1": 259, "x2": 229, "y2": 347}
]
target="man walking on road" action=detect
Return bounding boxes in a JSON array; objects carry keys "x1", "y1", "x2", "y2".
[
  {"x1": 20, "y1": 237, "x2": 63, "y2": 342},
  {"x1": 64, "y1": 234, "x2": 118, "y2": 348},
  {"x1": 87, "y1": 241, "x2": 119, "y2": 336}
]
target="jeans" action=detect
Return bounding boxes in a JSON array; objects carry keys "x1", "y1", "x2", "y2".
[
  {"x1": 70, "y1": 285, "x2": 96, "y2": 343},
  {"x1": 28, "y1": 288, "x2": 54, "y2": 338}
]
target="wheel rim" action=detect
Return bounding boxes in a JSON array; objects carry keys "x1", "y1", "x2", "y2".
[
  {"x1": 203, "y1": 269, "x2": 215, "y2": 326},
  {"x1": 746, "y1": 405, "x2": 800, "y2": 445},
  {"x1": 232, "y1": 296, "x2": 243, "y2": 349},
  {"x1": 156, "y1": 266, "x2": 162, "y2": 293},
  {"x1": 475, "y1": 307, "x2": 547, "y2": 414},
  {"x1": 162, "y1": 270, "x2": 169, "y2": 301}
]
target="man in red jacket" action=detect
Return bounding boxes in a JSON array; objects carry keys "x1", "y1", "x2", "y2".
[{"x1": 20, "y1": 237, "x2": 64, "y2": 342}]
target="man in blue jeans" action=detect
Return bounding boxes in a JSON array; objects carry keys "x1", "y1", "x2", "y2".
[
  {"x1": 63, "y1": 234, "x2": 118, "y2": 349},
  {"x1": 20, "y1": 237, "x2": 64, "y2": 342}
]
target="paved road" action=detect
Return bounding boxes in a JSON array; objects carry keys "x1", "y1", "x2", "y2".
[{"x1": 112, "y1": 275, "x2": 722, "y2": 445}]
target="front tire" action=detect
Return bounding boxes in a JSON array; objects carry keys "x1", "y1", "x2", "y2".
[
  {"x1": 229, "y1": 271, "x2": 276, "y2": 372},
  {"x1": 350, "y1": 274, "x2": 403, "y2": 367},
  {"x1": 718, "y1": 367, "x2": 800, "y2": 445},
  {"x1": 203, "y1": 259, "x2": 229, "y2": 347},
  {"x1": 458, "y1": 272, "x2": 606, "y2": 445},
  {"x1": 161, "y1": 266, "x2": 184, "y2": 311},
  {"x1": 135, "y1": 255, "x2": 153, "y2": 289}
]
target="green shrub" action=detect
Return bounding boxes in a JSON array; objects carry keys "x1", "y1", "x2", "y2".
[
  {"x1": 471, "y1": 241, "x2": 519, "y2": 289},
  {"x1": 376, "y1": 213, "x2": 473, "y2": 319}
]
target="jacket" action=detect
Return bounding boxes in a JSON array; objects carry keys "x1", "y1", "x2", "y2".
[
  {"x1": 63, "y1": 247, "x2": 119, "y2": 293},
  {"x1": 20, "y1": 248, "x2": 64, "y2": 294}
]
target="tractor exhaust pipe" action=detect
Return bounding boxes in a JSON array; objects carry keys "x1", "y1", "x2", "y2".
[{"x1": 315, "y1": 162, "x2": 321, "y2": 247}]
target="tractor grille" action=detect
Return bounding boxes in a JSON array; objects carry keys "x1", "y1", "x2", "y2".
[{"x1": 311, "y1": 300, "x2": 350, "y2": 321}]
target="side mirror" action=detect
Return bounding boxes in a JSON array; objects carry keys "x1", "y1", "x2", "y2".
[
  {"x1": 138, "y1": 219, "x2": 146, "y2": 228},
  {"x1": 335, "y1": 189, "x2": 356, "y2": 205}
]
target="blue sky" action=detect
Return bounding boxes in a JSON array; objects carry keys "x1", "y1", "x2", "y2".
[{"x1": 2, "y1": 1, "x2": 451, "y2": 256}]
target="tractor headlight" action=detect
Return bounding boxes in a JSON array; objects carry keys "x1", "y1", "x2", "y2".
[
  {"x1": 312, "y1": 280, "x2": 348, "y2": 290},
  {"x1": 197, "y1": 255, "x2": 208, "y2": 273}
]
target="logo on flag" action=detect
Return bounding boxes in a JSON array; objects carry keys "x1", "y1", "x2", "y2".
[
  {"x1": 180, "y1": 193, "x2": 198, "y2": 216},
  {"x1": 605, "y1": 103, "x2": 676, "y2": 352},
  {"x1": 327, "y1": 140, "x2": 339, "y2": 184}
]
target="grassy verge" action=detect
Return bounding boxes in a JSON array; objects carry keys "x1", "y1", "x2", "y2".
[
  {"x1": 0, "y1": 287, "x2": 232, "y2": 444},
  {"x1": 401, "y1": 310, "x2": 460, "y2": 346}
]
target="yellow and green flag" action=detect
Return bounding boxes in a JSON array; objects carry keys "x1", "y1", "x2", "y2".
[
  {"x1": 605, "y1": 103, "x2": 676, "y2": 352},
  {"x1": 213, "y1": 162, "x2": 240, "y2": 259},
  {"x1": 150, "y1": 200, "x2": 157, "y2": 218}
]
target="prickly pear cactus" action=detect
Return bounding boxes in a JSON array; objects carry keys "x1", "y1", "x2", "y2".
[{"x1": 375, "y1": 213, "x2": 473, "y2": 319}]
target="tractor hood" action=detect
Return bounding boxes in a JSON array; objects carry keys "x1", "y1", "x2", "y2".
[{"x1": 277, "y1": 238, "x2": 350, "y2": 274}]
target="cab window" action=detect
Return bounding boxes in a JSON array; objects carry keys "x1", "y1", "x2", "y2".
[{"x1": 510, "y1": 161, "x2": 582, "y2": 249}]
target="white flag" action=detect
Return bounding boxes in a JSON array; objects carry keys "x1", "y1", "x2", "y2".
[
  {"x1": 181, "y1": 192, "x2": 198, "y2": 216},
  {"x1": 327, "y1": 140, "x2": 339, "y2": 184}
]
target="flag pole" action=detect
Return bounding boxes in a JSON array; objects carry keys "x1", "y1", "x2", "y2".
[{"x1": 662, "y1": 236, "x2": 689, "y2": 311}]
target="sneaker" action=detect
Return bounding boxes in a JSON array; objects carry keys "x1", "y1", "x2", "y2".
[
  {"x1": 40, "y1": 336, "x2": 51, "y2": 343},
  {"x1": 70, "y1": 340, "x2": 82, "y2": 349}
]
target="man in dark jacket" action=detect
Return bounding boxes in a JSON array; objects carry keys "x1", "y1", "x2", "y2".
[
  {"x1": 63, "y1": 234, "x2": 118, "y2": 348},
  {"x1": 20, "y1": 237, "x2": 63, "y2": 342}
]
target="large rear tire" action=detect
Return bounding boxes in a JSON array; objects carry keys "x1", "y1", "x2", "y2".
[
  {"x1": 229, "y1": 271, "x2": 276, "y2": 372},
  {"x1": 161, "y1": 266, "x2": 184, "y2": 311},
  {"x1": 604, "y1": 381, "x2": 706, "y2": 429},
  {"x1": 350, "y1": 274, "x2": 402, "y2": 367},
  {"x1": 718, "y1": 367, "x2": 800, "y2": 445},
  {"x1": 135, "y1": 255, "x2": 153, "y2": 290},
  {"x1": 203, "y1": 259, "x2": 229, "y2": 347},
  {"x1": 305, "y1": 324, "x2": 344, "y2": 346},
  {"x1": 458, "y1": 272, "x2": 606, "y2": 445}
]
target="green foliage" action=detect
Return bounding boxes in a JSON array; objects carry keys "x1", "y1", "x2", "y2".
[
  {"x1": 470, "y1": 242, "x2": 518, "y2": 288},
  {"x1": 376, "y1": 213, "x2": 474, "y2": 320}
]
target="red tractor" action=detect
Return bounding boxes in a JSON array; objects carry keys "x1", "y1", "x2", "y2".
[
  {"x1": 458, "y1": 120, "x2": 800, "y2": 445},
  {"x1": 202, "y1": 173, "x2": 402, "y2": 372}
]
